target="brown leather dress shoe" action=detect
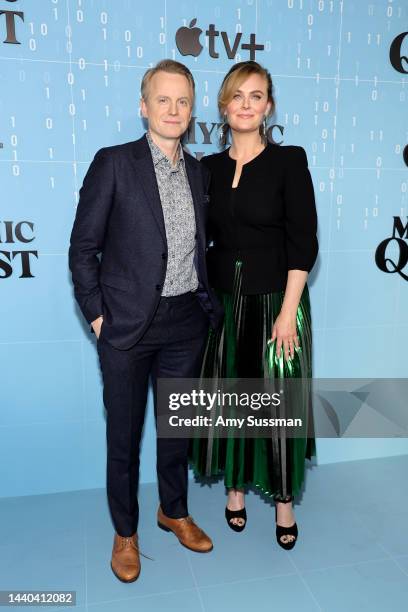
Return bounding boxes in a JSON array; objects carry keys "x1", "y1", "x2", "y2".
[
  {"x1": 157, "y1": 506, "x2": 213, "y2": 553},
  {"x1": 111, "y1": 533, "x2": 141, "y2": 582}
]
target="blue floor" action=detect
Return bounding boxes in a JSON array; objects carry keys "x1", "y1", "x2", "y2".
[{"x1": 1, "y1": 454, "x2": 408, "y2": 611}]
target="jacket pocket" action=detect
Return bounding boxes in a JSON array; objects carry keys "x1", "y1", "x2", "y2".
[{"x1": 99, "y1": 272, "x2": 131, "y2": 291}]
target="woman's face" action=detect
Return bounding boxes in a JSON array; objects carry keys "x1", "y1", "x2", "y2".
[{"x1": 224, "y1": 72, "x2": 272, "y2": 137}]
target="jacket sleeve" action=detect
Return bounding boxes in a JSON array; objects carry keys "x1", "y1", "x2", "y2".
[
  {"x1": 283, "y1": 146, "x2": 318, "y2": 272},
  {"x1": 68, "y1": 148, "x2": 115, "y2": 326}
]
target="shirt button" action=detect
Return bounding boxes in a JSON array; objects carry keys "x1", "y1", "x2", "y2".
[
  {"x1": 155, "y1": 284, "x2": 161, "y2": 291},
  {"x1": 162, "y1": 253, "x2": 167, "y2": 259}
]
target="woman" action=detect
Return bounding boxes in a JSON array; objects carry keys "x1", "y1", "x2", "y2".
[{"x1": 189, "y1": 61, "x2": 318, "y2": 550}]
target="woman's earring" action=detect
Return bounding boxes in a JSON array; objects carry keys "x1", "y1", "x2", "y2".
[
  {"x1": 261, "y1": 115, "x2": 268, "y2": 143},
  {"x1": 218, "y1": 113, "x2": 228, "y2": 145}
]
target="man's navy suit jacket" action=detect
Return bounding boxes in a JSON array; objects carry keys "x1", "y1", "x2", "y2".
[{"x1": 69, "y1": 133, "x2": 223, "y2": 350}]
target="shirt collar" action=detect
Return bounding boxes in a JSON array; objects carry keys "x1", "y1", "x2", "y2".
[{"x1": 146, "y1": 130, "x2": 184, "y2": 169}]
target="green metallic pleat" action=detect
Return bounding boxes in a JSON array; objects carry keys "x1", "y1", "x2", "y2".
[{"x1": 188, "y1": 260, "x2": 316, "y2": 500}]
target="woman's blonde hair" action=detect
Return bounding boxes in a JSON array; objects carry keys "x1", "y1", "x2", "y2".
[{"x1": 218, "y1": 61, "x2": 275, "y2": 146}]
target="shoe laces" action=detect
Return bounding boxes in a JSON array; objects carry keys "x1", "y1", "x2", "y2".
[
  {"x1": 178, "y1": 516, "x2": 198, "y2": 530},
  {"x1": 118, "y1": 536, "x2": 154, "y2": 561},
  {"x1": 178, "y1": 516, "x2": 205, "y2": 536},
  {"x1": 179, "y1": 515, "x2": 194, "y2": 524},
  {"x1": 121, "y1": 536, "x2": 137, "y2": 548}
]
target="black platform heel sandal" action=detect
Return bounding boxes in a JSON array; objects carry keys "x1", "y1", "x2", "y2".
[
  {"x1": 225, "y1": 506, "x2": 247, "y2": 532},
  {"x1": 274, "y1": 496, "x2": 298, "y2": 550}
]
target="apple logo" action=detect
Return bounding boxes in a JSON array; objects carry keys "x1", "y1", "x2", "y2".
[{"x1": 175, "y1": 18, "x2": 203, "y2": 57}]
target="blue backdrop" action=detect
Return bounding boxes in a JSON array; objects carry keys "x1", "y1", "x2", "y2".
[{"x1": 1, "y1": 0, "x2": 407, "y2": 497}]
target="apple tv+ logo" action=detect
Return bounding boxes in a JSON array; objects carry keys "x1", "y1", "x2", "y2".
[{"x1": 176, "y1": 18, "x2": 264, "y2": 61}]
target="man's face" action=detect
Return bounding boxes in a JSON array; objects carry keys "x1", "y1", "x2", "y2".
[{"x1": 140, "y1": 71, "x2": 194, "y2": 141}]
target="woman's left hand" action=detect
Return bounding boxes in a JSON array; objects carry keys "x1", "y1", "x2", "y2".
[{"x1": 270, "y1": 312, "x2": 299, "y2": 361}]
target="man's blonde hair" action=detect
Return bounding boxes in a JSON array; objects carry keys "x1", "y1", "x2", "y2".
[{"x1": 141, "y1": 59, "x2": 195, "y2": 100}]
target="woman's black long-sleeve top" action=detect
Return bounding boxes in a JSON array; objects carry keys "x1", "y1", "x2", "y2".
[{"x1": 200, "y1": 144, "x2": 319, "y2": 294}]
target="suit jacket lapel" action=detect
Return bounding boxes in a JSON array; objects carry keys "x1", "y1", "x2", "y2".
[
  {"x1": 184, "y1": 154, "x2": 205, "y2": 247},
  {"x1": 129, "y1": 135, "x2": 167, "y2": 243},
  {"x1": 128, "y1": 134, "x2": 205, "y2": 247}
]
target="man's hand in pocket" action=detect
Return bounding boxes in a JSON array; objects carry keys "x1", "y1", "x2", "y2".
[{"x1": 91, "y1": 315, "x2": 104, "y2": 339}]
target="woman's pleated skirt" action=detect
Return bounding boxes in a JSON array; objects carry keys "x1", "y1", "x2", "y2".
[{"x1": 188, "y1": 261, "x2": 315, "y2": 501}]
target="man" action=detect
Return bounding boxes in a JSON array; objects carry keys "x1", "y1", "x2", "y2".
[{"x1": 69, "y1": 59, "x2": 222, "y2": 583}]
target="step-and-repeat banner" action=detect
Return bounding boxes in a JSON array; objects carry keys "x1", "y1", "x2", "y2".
[{"x1": 1, "y1": 0, "x2": 407, "y2": 496}]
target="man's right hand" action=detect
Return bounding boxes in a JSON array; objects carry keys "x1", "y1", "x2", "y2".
[{"x1": 91, "y1": 315, "x2": 104, "y2": 339}]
